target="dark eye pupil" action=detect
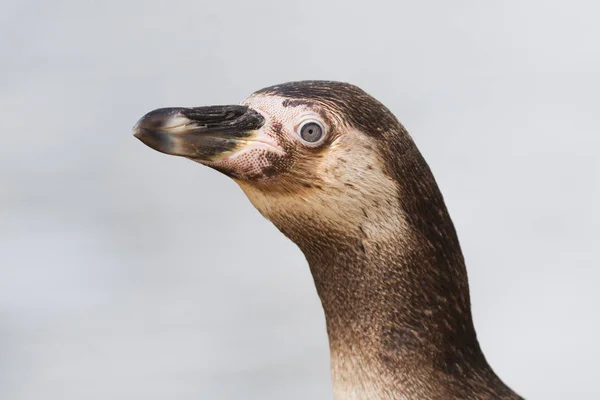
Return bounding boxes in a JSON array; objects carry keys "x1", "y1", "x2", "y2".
[{"x1": 300, "y1": 122, "x2": 323, "y2": 143}]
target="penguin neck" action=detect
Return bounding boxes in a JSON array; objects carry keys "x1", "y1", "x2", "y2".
[
  {"x1": 291, "y1": 182, "x2": 516, "y2": 398},
  {"x1": 301, "y1": 227, "x2": 474, "y2": 397},
  {"x1": 241, "y1": 147, "x2": 520, "y2": 398}
]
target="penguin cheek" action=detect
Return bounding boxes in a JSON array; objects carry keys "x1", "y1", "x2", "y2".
[{"x1": 200, "y1": 145, "x2": 287, "y2": 182}]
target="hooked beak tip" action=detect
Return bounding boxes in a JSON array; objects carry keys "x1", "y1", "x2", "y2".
[
  {"x1": 133, "y1": 107, "x2": 189, "y2": 136},
  {"x1": 133, "y1": 124, "x2": 143, "y2": 139}
]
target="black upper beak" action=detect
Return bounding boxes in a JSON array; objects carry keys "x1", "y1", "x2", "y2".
[{"x1": 133, "y1": 105, "x2": 265, "y2": 160}]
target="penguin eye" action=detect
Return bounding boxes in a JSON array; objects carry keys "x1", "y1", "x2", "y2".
[{"x1": 298, "y1": 121, "x2": 324, "y2": 144}]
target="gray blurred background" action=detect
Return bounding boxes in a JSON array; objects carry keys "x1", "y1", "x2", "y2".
[{"x1": 1, "y1": 0, "x2": 598, "y2": 399}]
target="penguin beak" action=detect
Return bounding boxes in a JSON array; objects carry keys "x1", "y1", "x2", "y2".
[{"x1": 133, "y1": 105, "x2": 267, "y2": 162}]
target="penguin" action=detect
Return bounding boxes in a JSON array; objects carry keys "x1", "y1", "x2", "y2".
[{"x1": 134, "y1": 80, "x2": 523, "y2": 400}]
